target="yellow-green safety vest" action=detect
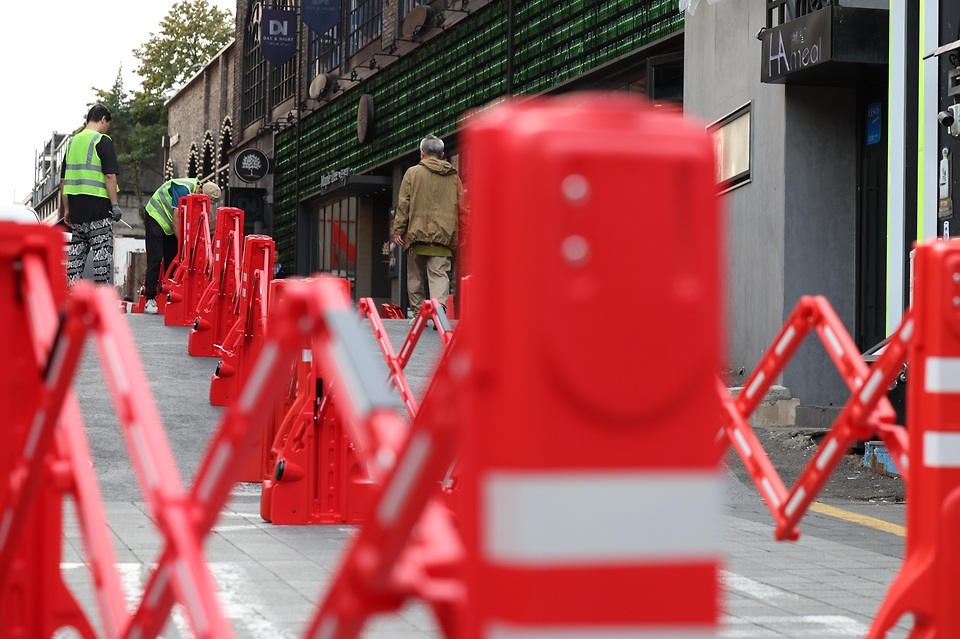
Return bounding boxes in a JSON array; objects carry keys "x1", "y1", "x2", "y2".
[
  {"x1": 145, "y1": 178, "x2": 199, "y2": 235},
  {"x1": 63, "y1": 129, "x2": 110, "y2": 198}
]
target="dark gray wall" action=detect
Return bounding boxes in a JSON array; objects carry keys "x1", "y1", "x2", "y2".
[
  {"x1": 782, "y1": 86, "x2": 858, "y2": 405},
  {"x1": 685, "y1": 1, "x2": 862, "y2": 406},
  {"x1": 684, "y1": 0, "x2": 788, "y2": 380}
]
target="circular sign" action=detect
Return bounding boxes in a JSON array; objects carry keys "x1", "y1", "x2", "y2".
[
  {"x1": 234, "y1": 147, "x2": 270, "y2": 183},
  {"x1": 358, "y1": 94, "x2": 375, "y2": 144}
]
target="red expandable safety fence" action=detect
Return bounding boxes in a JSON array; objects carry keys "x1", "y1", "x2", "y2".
[
  {"x1": 209, "y1": 234, "x2": 274, "y2": 408},
  {"x1": 164, "y1": 194, "x2": 214, "y2": 326},
  {"x1": 719, "y1": 295, "x2": 910, "y2": 540},
  {"x1": 189, "y1": 206, "x2": 245, "y2": 356}
]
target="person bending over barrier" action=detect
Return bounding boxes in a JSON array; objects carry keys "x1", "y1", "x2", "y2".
[{"x1": 142, "y1": 179, "x2": 222, "y2": 314}]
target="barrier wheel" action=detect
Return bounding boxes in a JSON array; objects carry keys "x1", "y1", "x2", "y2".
[{"x1": 275, "y1": 459, "x2": 285, "y2": 481}]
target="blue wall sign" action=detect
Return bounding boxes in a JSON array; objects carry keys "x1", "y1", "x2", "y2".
[
  {"x1": 261, "y1": 8, "x2": 298, "y2": 67},
  {"x1": 303, "y1": 0, "x2": 340, "y2": 36},
  {"x1": 866, "y1": 102, "x2": 881, "y2": 146}
]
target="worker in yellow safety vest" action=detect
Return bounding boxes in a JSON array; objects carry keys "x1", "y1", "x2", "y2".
[
  {"x1": 59, "y1": 104, "x2": 122, "y2": 285},
  {"x1": 142, "y1": 178, "x2": 222, "y2": 314}
]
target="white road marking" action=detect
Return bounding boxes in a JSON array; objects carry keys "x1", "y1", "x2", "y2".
[
  {"x1": 722, "y1": 615, "x2": 869, "y2": 637},
  {"x1": 720, "y1": 570, "x2": 798, "y2": 602},
  {"x1": 209, "y1": 562, "x2": 288, "y2": 639}
]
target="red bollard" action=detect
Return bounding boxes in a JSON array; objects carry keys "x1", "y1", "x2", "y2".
[
  {"x1": 189, "y1": 206, "x2": 245, "y2": 356},
  {"x1": 164, "y1": 194, "x2": 214, "y2": 326},
  {"x1": 262, "y1": 278, "x2": 380, "y2": 524},
  {"x1": 458, "y1": 95, "x2": 724, "y2": 637},
  {"x1": 299, "y1": 96, "x2": 724, "y2": 639},
  {"x1": 209, "y1": 236, "x2": 274, "y2": 413},
  {"x1": 868, "y1": 241, "x2": 960, "y2": 638}
]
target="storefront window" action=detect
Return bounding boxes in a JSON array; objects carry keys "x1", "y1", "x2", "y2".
[
  {"x1": 709, "y1": 103, "x2": 752, "y2": 192},
  {"x1": 318, "y1": 198, "x2": 359, "y2": 284}
]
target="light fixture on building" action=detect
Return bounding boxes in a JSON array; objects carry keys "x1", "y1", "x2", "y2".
[
  {"x1": 402, "y1": 4, "x2": 437, "y2": 41},
  {"x1": 309, "y1": 73, "x2": 340, "y2": 100}
]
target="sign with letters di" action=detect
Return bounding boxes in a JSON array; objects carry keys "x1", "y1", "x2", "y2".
[
  {"x1": 761, "y1": 8, "x2": 832, "y2": 83},
  {"x1": 303, "y1": 0, "x2": 340, "y2": 36},
  {"x1": 261, "y1": 8, "x2": 298, "y2": 67}
]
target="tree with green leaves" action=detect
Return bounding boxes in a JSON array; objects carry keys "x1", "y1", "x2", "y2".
[
  {"x1": 133, "y1": 0, "x2": 235, "y2": 99},
  {"x1": 89, "y1": 0, "x2": 234, "y2": 202}
]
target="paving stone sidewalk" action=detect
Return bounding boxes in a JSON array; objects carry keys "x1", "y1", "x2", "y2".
[{"x1": 58, "y1": 315, "x2": 912, "y2": 638}]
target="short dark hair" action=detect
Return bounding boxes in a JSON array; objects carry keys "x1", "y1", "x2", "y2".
[{"x1": 87, "y1": 104, "x2": 112, "y2": 123}]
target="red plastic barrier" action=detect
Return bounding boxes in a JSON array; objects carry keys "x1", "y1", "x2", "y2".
[
  {"x1": 189, "y1": 206, "x2": 245, "y2": 356},
  {"x1": 719, "y1": 296, "x2": 910, "y2": 540},
  {"x1": 358, "y1": 298, "x2": 452, "y2": 418},
  {"x1": 210, "y1": 235, "x2": 274, "y2": 443},
  {"x1": 164, "y1": 194, "x2": 214, "y2": 326},
  {"x1": 260, "y1": 279, "x2": 380, "y2": 524},
  {"x1": 301, "y1": 96, "x2": 723, "y2": 639},
  {"x1": 868, "y1": 241, "x2": 960, "y2": 638},
  {"x1": 1, "y1": 218, "x2": 309, "y2": 638}
]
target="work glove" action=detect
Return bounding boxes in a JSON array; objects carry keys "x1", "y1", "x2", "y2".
[{"x1": 111, "y1": 204, "x2": 123, "y2": 222}]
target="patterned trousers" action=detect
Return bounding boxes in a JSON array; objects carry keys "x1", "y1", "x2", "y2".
[{"x1": 67, "y1": 217, "x2": 113, "y2": 286}]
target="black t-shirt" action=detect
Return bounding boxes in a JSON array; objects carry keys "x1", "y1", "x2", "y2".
[{"x1": 61, "y1": 135, "x2": 120, "y2": 224}]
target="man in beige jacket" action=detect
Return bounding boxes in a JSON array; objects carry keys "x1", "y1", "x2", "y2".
[{"x1": 392, "y1": 135, "x2": 464, "y2": 316}]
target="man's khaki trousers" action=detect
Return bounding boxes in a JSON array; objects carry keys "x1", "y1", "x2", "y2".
[{"x1": 406, "y1": 253, "x2": 451, "y2": 315}]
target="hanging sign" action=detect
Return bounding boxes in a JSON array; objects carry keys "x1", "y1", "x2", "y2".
[
  {"x1": 261, "y1": 8, "x2": 298, "y2": 67},
  {"x1": 303, "y1": 0, "x2": 340, "y2": 36}
]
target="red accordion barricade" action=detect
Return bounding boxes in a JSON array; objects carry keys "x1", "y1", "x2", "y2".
[
  {"x1": 718, "y1": 296, "x2": 911, "y2": 540},
  {"x1": 189, "y1": 205, "x2": 245, "y2": 356},
  {"x1": 867, "y1": 241, "x2": 960, "y2": 639},
  {"x1": 0, "y1": 219, "x2": 309, "y2": 639},
  {"x1": 358, "y1": 297, "x2": 452, "y2": 419},
  {"x1": 164, "y1": 193, "x2": 214, "y2": 326},
  {"x1": 261, "y1": 278, "x2": 380, "y2": 524},
  {"x1": 210, "y1": 234, "x2": 274, "y2": 408},
  {"x1": 296, "y1": 96, "x2": 725, "y2": 639}
]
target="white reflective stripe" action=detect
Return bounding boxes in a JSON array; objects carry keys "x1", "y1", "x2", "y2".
[
  {"x1": 45, "y1": 335, "x2": 70, "y2": 388},
  {"x1": 24, "y1": 409, "x2": 46, "y2": 460},
  {"x1": 302, "y1": 348, "x2": 312, "y2": 362},
  {"x1": 314, "y1": 616, "x2": 339, "y2": 639},
  {"x1": 483, "y1": 471, "x2": 722, "y2": 565},
  {"x1": 175, "y1": 558, "x2": 209, "y2": 636},
  {"x1": 784, "y1": 486, "x2": 806, "y2": 518},
  {"x1": 145, "y1": 565, "x2": 170, "y2": 609},
  {"x1": 378, "y1": 431, "x2": 432, "y2": 526},
  {"x1": 859, "y1": 369, "x2": 885, "y2": 404},
  {"x1": 823, "y1": 326, "x2": 844, "y2": 358},
  {"x1": 197, "y1": 442, "x2": 233, "y2": 504},
  {"x1": 923, "y1": 432, "x2": 960, "y2": 467},
  {"x1": 732, "y1": 429, "x2": 751, "y2": 459},
  {"x1": 774, "y1": 326, "x2": 796, "y2": 356},
  {"x1": 487, "y1": 623, "x2": 716, "y2": 639},
  {"x1": 239, "y1": 341, "x2": 278, "y2": 413},
  {"x1": 131, "y1": 424, "x2": 159, "y2": 490},
  {"x1": 760, "y1": 477, "x2": 781, "y2": 508},
  {"x1": 745, "y1": 371, "x2": 766, "y2": 400},
  {"x1": 816, "y1": 438, "x2": 839, "y2": 471},
  {"x1": 900, "y1": 318, "x2": 914, "y2": 341},
  {"x1": 0, "y1": 510, "x2": 12, "y2": 550},
  {"x1": 100, "y1": 335, "x2": 130, "y2": 396},
  {"x1": 924, "y1": 357, "x2": 960, "y2": 393}
]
